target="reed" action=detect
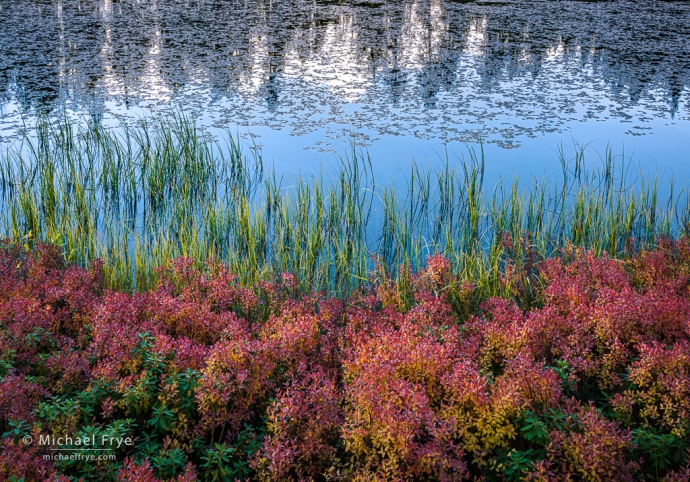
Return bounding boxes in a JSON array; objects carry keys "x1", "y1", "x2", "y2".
[{"x1": 1, "y1": 113, "x2": 688, "y2": 295}]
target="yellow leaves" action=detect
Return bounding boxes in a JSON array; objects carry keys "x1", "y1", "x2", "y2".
[{"x1": 477, "y1": 412, "x2": 517, "y2": 452}]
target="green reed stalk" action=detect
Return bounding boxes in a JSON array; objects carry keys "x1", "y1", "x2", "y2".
[{"x1": 1, "y1": 114, "x2": 687, "y2": 295}]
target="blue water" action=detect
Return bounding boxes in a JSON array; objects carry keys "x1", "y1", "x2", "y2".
[{"x1": 1, "y1": 0, "x2": 689, "y2": 184}]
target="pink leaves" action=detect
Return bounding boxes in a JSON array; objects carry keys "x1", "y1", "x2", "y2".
[
  {"x1": 342, "y1": 300, "x2": 468, "y2": 480},
  {"x1": 622, "y1": 341, "x2": 690, "y2": 433},
  {"x1": 553, "y1": 405, "x2": 637, "y2": 482},
  {"x1": 256, "y1": 367, "x2": 343, "y2": 480},
  {"x1": 2, "y1": 241, "x2": 690, "y2": 479},
  {"x1": 0, "y1": 374, "x2": 49, "y2": 422}
]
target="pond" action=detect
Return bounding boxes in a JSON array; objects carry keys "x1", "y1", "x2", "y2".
[{"x1": 2, "y1": 0, "x2": 689, "y2": 183}]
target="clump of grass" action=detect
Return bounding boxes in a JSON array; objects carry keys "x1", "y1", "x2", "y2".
[{"x1": 1, "y1": 113, "x2": 688, "y2": 295}]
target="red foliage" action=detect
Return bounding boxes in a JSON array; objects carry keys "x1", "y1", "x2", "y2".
[
  {"x1": 0, "y1": 438, "x2": 60, "y2": 481},
  {"x1": 0, "y1": 374, "x2": 50, "y2": 422},
  {"x1": 1, "y1": 240, "x2": 690, "y2": 480},
  {"x1": 117, "y1": 458, "x2": 198, "y2": 482},
  {"x1": 342, "y1": 298, "x2": 468, "y2": 481},
  {"x1": 545, "y1": 405, "x2": 638, "y2": 482},
  {"x1": 255, "y1": 367, "x2": 343, "y2": 481}
]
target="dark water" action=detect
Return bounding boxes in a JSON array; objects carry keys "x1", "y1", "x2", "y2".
[{"x1": 1, "y1": 0, "x2": 689, "y2": 179}]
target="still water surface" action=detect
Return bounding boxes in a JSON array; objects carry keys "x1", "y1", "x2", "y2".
[{"x1": 1, "y1": 0, "x2": 689, "y2": 181}]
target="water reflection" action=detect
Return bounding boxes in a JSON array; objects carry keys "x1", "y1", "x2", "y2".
[{"x1": 1, "y1": 0, "x2": 689, "y2": 150}]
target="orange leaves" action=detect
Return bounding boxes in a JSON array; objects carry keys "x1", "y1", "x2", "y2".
[{"x1": 2, "y1": 241, "x2": 690, "y2": 479}]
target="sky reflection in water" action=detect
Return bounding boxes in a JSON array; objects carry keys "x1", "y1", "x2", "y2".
[{"x1": 1, "y1": 0, "x2": 689, "y2": 182}]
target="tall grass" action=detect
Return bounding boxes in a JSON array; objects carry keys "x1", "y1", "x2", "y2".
[{"x1": 1, "y1": 113, "x2": 688, "y2": 294}]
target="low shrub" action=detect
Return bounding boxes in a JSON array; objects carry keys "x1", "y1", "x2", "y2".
[{"x1": 1, "y1": 239, "x2": 689, "y2": 480}]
